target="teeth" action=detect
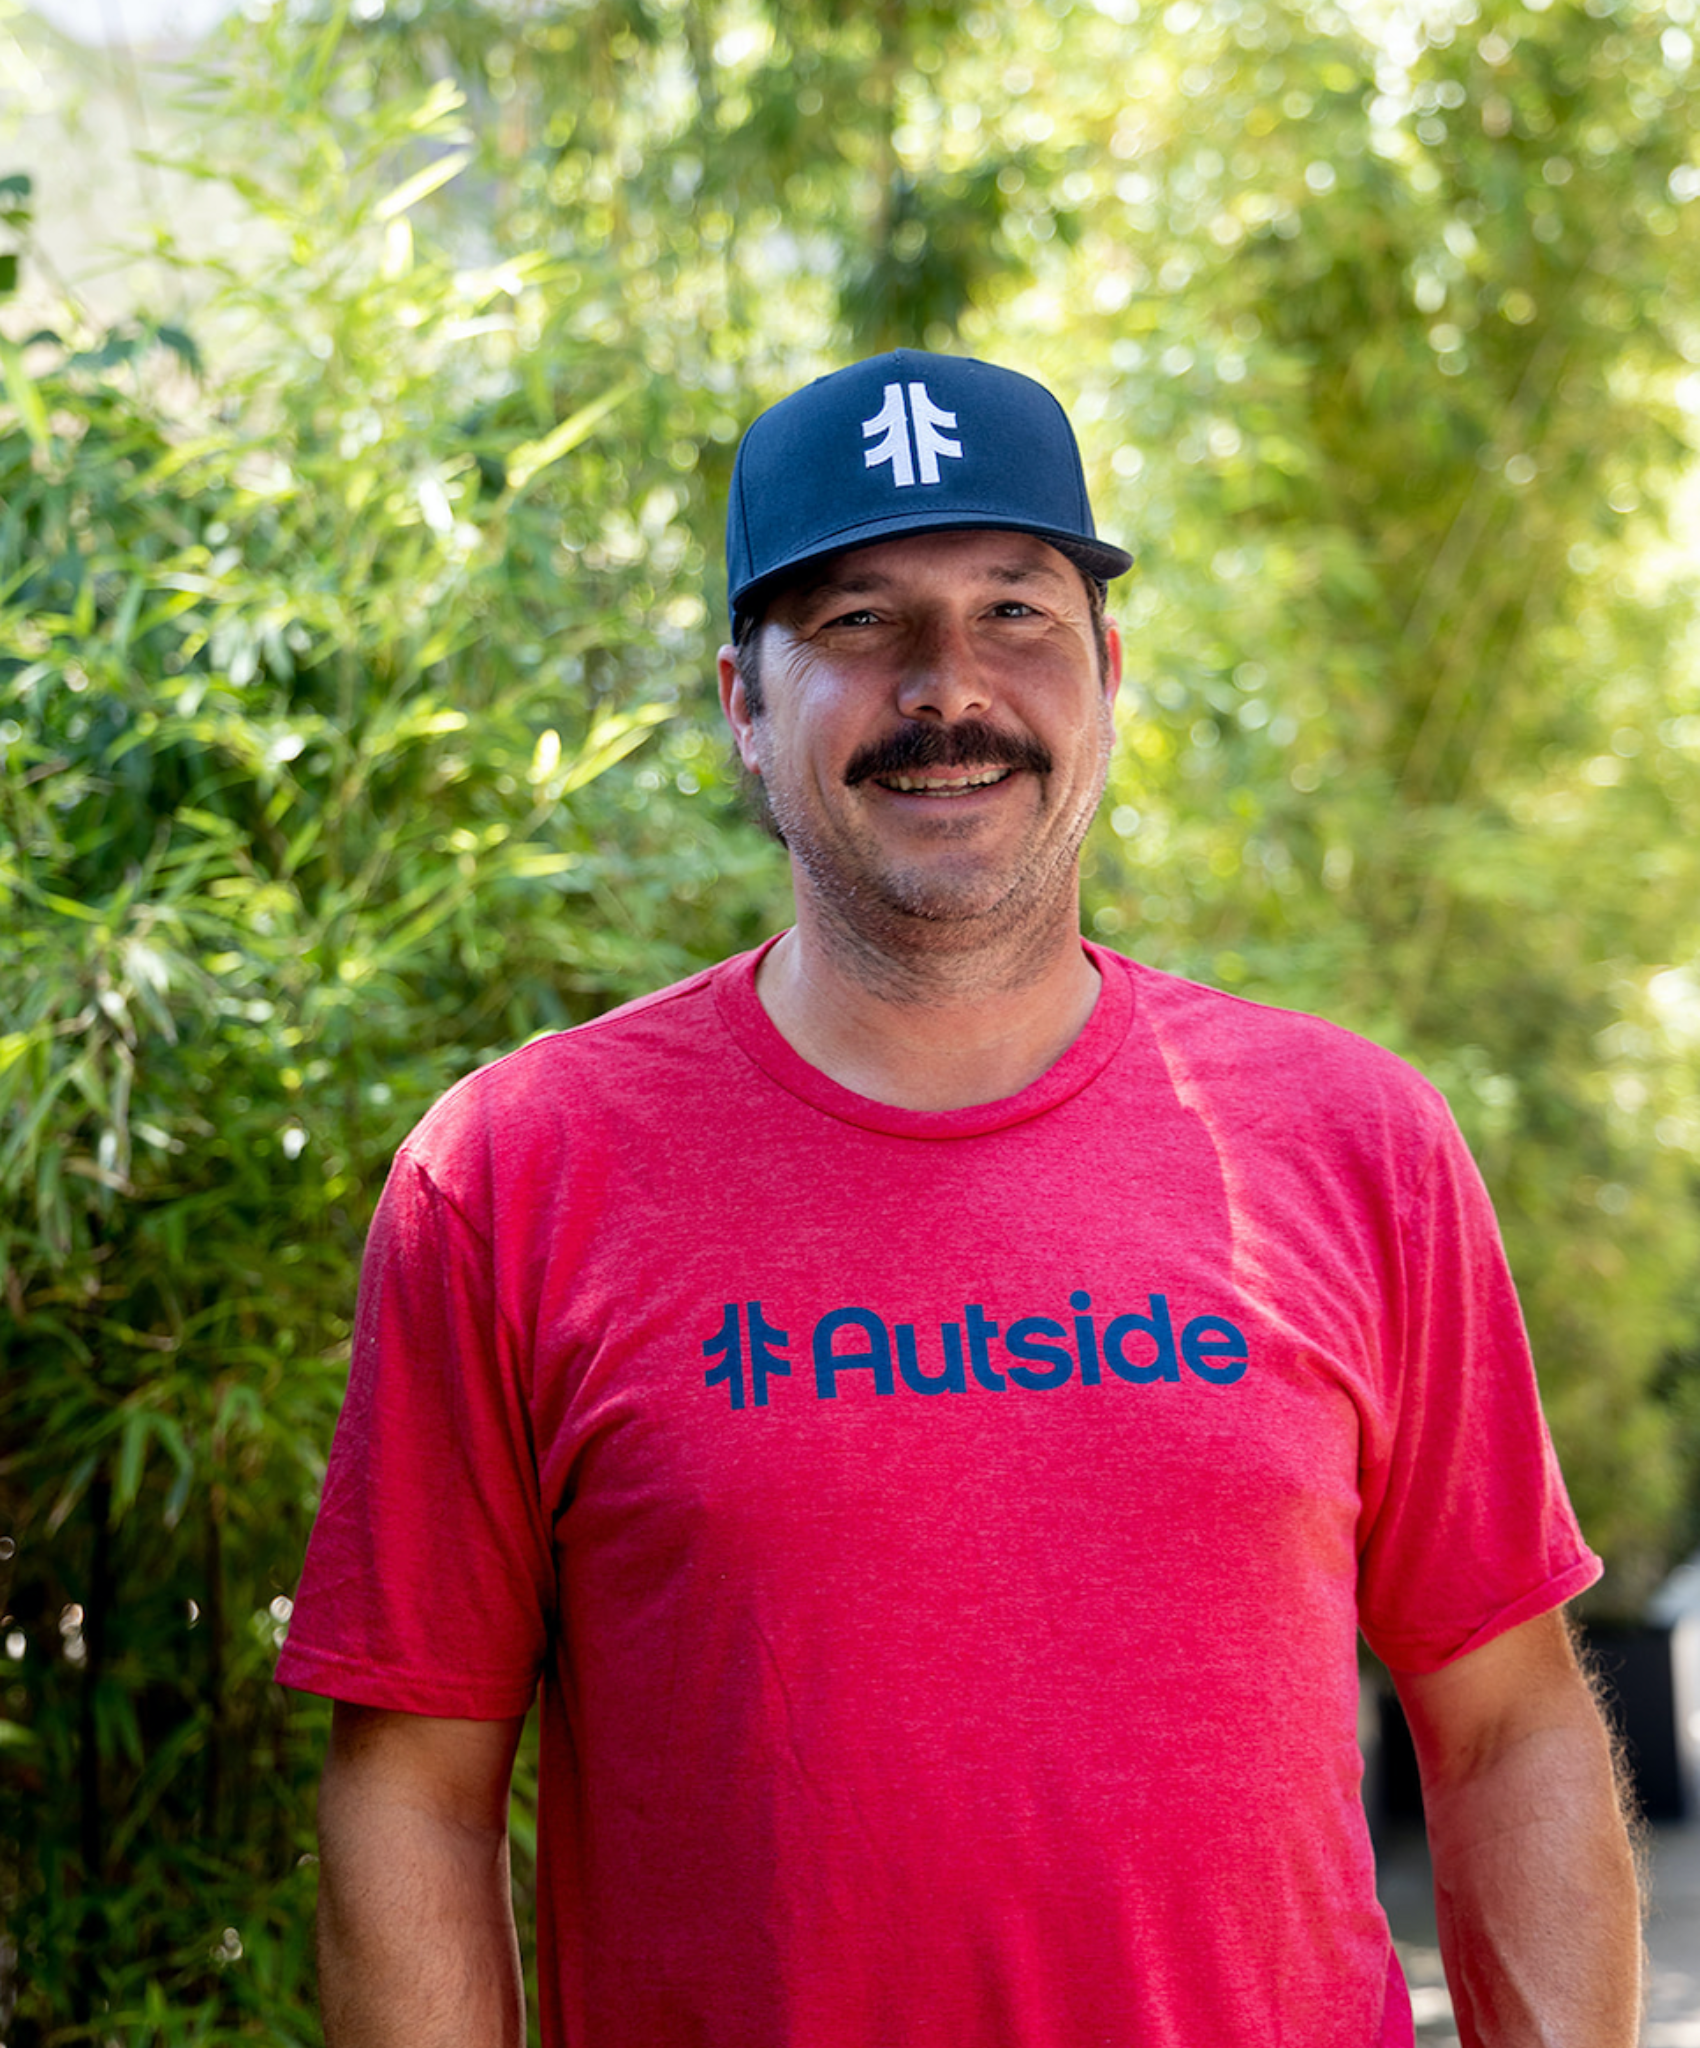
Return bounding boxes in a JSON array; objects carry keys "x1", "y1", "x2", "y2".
[{"x1": 879, "y1": 767, "x2": 1011, "y2": 792}]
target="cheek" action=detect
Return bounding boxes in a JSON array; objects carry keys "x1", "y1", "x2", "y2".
[
  {"x1": 747, "y1": 716, "x2": 823, "y2": 811},
  {"x1": 761, "y1": 695, "x2": 861, "y2": 778},
  {"x1": 1053, "y1": 693, "x2": 1114, "y2": 763}
]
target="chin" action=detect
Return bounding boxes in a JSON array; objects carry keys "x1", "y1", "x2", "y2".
[{"x1": 868, "y1": 862, "x2": 1073, "y2": 935}]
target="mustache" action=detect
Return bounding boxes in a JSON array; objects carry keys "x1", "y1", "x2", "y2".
[{"x1": 843, "y1": 720, "x2": 1052, "y2": 788}]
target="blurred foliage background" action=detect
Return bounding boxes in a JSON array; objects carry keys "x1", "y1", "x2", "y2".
[{"x1": 2, "y1": 0, "x2": 1699, "y2": 2034}]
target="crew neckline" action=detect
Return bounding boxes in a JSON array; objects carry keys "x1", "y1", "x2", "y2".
[{"x1": 712, "y1": 935, "x2": 1135, "y2": 1139}]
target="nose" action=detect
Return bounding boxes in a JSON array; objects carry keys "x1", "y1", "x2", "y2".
[{"x1": 894, "y1": 618, "x2": 991, "y2": 724}]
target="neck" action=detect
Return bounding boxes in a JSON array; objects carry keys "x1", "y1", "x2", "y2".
[{"x1": 755, "y1": 898, "x2": 1102, "y2": 1112}]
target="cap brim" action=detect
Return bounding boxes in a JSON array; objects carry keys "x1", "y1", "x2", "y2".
[{"x1": 730, "y1": 509, "x2": 1134, "y2": 628}]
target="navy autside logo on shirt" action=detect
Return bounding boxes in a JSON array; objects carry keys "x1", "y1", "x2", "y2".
[{"x1": 701, "y1": 1292, "x2": 1249, "y2": 1410}]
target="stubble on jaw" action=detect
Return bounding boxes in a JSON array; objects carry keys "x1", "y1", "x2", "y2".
[{"x1": 753, "y1": 692, "x2": 1116, "y2": 1010}]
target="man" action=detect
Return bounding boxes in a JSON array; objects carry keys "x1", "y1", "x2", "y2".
[{"x1": 278, "y1": 350, "x2": 1641, "y2": 2046}]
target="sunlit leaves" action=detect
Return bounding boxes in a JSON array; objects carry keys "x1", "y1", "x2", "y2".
[
  {"x1": 0, "y1": 39, "x2": 783, "y2": 2032},
  {"x1": 1057, "y1": 0, "x2": 1700, "y2": 1595}
]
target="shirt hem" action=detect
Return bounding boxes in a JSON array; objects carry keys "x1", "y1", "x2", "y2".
[
  {"x1": 1369, "y1": 1550, "x2": 1603, "y2": 1676},
  {"x1": 274, "y1": 1641, "x2": 539, "y2": 1720}
]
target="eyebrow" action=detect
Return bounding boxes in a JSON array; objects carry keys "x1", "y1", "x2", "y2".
[{"x1": 794, "y1": 557, "x2": 1073, "y2": 610}]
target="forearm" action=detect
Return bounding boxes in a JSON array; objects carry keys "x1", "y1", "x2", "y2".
[
  {"x1": 1420, "y1": 1704, "x2": 1642, "y2": 2046},
  {"x1": 315, "y1": 1708, "x2": 526, "y2": 2048}
]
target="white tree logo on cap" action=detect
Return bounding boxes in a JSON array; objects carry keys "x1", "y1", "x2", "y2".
[{"x1": 861, "y1": 381, "x2": 963, "y2": 488}]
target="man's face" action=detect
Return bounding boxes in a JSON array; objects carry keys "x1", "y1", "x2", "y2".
[{"x1": 718, "y1": 529, "x2": 1122, "y2": 950}]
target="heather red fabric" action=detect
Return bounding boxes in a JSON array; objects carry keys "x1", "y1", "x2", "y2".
[{"x1": 278, "y1": 940, "x2": 1599, "y2": 2047}]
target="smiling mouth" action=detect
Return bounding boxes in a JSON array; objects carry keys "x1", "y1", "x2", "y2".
[{"x1": 876, "y1": 766, "x2": 1013, "y2": 795}]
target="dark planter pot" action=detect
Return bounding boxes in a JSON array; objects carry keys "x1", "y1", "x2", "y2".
[{"x1": 1584, "y1": 1621, "x2": 1690, "y2": 1824}]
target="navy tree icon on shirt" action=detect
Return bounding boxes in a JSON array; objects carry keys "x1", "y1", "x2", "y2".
[
  {"x1": 702, "y1": 1301, "x2": 793, "y2": 1410},
  {"x1": 701, "y1": 1295, "x2": 1250, "y2": 1408}
]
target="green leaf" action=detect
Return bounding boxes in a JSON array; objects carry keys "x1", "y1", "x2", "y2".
[
  {"x1": 505, "y1": 374, "x2": 641, "y2": 492},
  {"x1": 0, "y1": 1030, "x2": 36, "y2": 1079},
  {"x1": 0, "y1": 338, "x2": 49, "y2": 452},
  {"x1": 154, "y1": 323, "x2": 203, "y2": 375},
  {"x1": 44, "y1": 1451, "x2": 100, "y2": 1537},
  {"x1": 375, "y1": 147, "x2": 473, "y2": 221},
  {"x1": 39, "y1": 892, "x2": 106, "y2": 923},
  {"x1": 557, "y1": 702, "x2": 670, "y2": 797},
  {"x1": 115, "y1": 1407, "x2": 151, "y2": 1518}
]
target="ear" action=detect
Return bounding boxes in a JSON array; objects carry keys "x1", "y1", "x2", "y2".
[
  {"x1": 1102, "y1": 617, "x2": 1124, "y2": 707},
  {"x1": 718, "y1": 645, "x2": 763, "y2": 773}
]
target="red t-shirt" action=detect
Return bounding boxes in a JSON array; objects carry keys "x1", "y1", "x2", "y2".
[{"x1": 278, "y1": 941, "x2": 1599, "y2": 2047}]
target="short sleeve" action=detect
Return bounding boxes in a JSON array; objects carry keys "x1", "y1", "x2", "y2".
[
  {"x1": 1355, "y1": 1114, "x2": 1601, "y2": 1674},
  {"x1": 275, "y1": 1149, "x2": 552, "y2": 1717}
]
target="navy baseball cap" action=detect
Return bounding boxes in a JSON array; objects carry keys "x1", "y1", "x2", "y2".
[{"x1": 725, "y1": 349, "x2": 1133, "y2": 630}]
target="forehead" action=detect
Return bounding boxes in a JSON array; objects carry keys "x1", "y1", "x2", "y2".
[{"x1": 770, "y1": 528, "x2": 1083, "y2": 617}]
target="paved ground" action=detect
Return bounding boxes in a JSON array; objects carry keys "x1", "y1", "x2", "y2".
[{"x1": 1377, "y1": 1817, "x2": 1700, "y2": 2044}]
